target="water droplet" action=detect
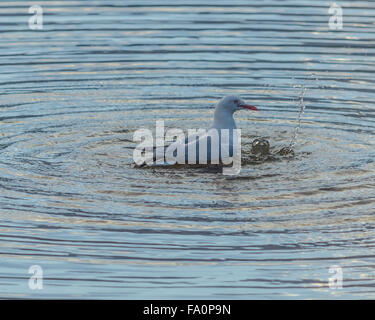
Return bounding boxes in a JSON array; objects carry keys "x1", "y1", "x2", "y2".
[
  {"x1": 251, "y1": 138, "x2": 270, "y2": 156},
  {"x1": 288, "y1": 85, "x2": 306, "y2": 150}
]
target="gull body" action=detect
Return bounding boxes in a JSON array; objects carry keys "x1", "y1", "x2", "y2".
[{"x1": 150, "y1": 95, "x2": 258, "y2": 165}]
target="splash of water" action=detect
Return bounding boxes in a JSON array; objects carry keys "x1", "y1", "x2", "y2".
[
  {"x1": 251, "y1": 138, "x2": 270, "y2": 156},
  {"x1": 276, "y1": 85, "x2": 307, "y2": 156},
  {"x1": 250, "y1": 83, "x2": 308, "y2": 159},
  {"x1": 288, "y1": 85, "x2": 307, "y2": 149}
]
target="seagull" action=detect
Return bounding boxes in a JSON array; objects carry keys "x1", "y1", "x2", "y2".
[{"x1": 144, "y1": 95, "x2": 258, "y2": 166}]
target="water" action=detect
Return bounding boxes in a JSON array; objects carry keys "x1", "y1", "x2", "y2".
[{"x1": 0, "y1": 0, "x2": 375, "y2": 299}]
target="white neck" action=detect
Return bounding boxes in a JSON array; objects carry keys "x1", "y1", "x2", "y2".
[{"x1": 212, "y1": 105, "x2": 236, "y2": 129}]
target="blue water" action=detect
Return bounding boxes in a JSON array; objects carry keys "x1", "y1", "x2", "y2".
[{"x1": 0, "y1": 0, "x2": 375, "y2": 299}]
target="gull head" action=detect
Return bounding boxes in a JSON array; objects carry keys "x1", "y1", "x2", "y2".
[
  {"x1": 217, "y1": 95, "x2": 258, "y2": 114},
  {"x1": 212, "y1": 95, "x2": 258, "y2": 129}
]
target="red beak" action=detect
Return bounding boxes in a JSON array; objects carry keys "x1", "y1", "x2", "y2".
[{"x1": 240, "y1": 104, "x2": 258, "y2": 111}]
